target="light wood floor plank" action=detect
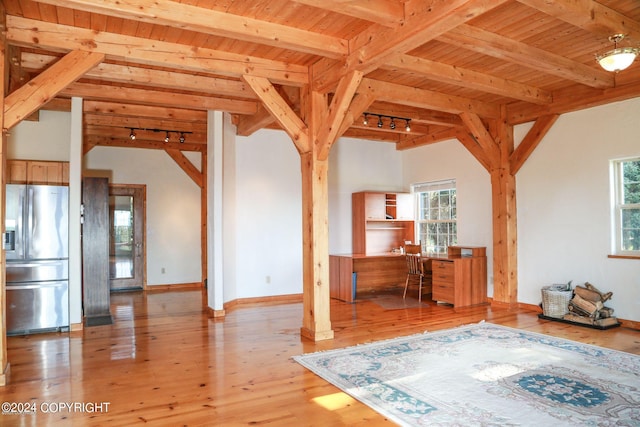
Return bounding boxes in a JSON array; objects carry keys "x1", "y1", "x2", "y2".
[{"x1": 1, "y1": 290, "x2": 638, "y2": 426}]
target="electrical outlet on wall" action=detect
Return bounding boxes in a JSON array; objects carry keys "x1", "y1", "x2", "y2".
[
  {"x1": 161, "y1": 267, "x2": 166, "y2": 274},
  {"x1": 265, "y1": 275, "x2": 271, "y2": 284}
]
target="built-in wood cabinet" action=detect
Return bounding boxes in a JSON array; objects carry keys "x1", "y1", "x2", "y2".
[
  {"x1": 352, "y1": 191, "x2": 414, "y2": 254},
  {"x1": 431, "y1": 246, "x2": 487, "y2": 307},
  {"x1": 7, "y1": 160, "x2": 69, "y2": 185}
]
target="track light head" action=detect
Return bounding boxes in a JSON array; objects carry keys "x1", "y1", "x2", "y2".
[
  {"x1": 164, "y1": 131, "x2": 170, "y2": 143},
  {"x1": 129, "y1": 128, "x2": 136, "y2": 140},
  {"x1": 405, "y1": 119, "x2": 411, "y2": 132},
  {"x1": 179, "y1": 133, "x2": 186, "y2": 143},
  {"x1": 363, "y1": 114, "x2": 368, "y2": 126},
  {"x1": 389, "y1": 118, "x2": 396, "y2": 130},
  {"x1": 377, "y1": 116, "x2": 383, "y2": 128}
]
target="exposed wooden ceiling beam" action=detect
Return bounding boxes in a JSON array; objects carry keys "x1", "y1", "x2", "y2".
[
  {"x1": 83, "y1": 101, "x2": 207, "y2": 123},
  {"x1": 312, "y1": 0, "x2": 510, "y2": 92},
  {"x1": 507, "y1": 79, "x2": 640, "y2": 124},
  {"x1": 84, "y1": 135, "x2": 205, "y2": 153},
  {"x1": 83, "y1": 113, "x2": 207, "y2": 134},
  {"x1": 445, "y1": 24, "x2": 614, "y2": 89},
  {"x1": 516, "y1": 0, "x2": 640, "y2": 41},
  {"x1": 6, "y1": 16, "x2": 309, "y2": 86},
  {"x1": 35, "y1": 0, "x2": 348, "y2": 58},
  {"x1": 22, "y1": 52, "x2": 258, "y2": 100},
  {"x1": 363, "y1": 78, "x2": 500, "y2": 119},
  {"x1": 290, "y1": 0, "x2": 404, "y2": 27},
  {"x1": 60, "y1": 82, "x2": 258, "y2": 115},
  {"x1": 4, "y1": 49, "x2": 104, "y2": 129},
  {"x1": 382, "y1": 54, "x2": 553, "y2": 104}
]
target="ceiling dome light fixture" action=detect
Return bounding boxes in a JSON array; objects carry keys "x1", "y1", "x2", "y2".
[{"x1": 596, "y1": 34, "x2": 639, "y2": 72}]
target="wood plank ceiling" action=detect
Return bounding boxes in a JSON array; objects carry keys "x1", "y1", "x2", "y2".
[{"x1": 3, "y1": 0, "x2": 640, "y2": 153}]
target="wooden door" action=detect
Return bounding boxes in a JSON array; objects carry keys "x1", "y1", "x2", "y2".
[{"x1": 109, "y1": 184, "x2": 145, "y2": 291}]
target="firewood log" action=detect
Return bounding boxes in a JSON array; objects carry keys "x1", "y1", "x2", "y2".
[
  {"x1": 584, "y1": 282, "x2": 612, "y2": 302},
  {"x1": 570, "y1": 294, "x2": 603, "y2": 317},
  {"x1": 574, "y1": 285, "x2": 603, "y2": 303}
]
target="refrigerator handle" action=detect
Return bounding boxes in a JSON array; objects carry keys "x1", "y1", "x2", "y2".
[{"x1": 3, "y1": 231, "x2": 15, "y2": 251}]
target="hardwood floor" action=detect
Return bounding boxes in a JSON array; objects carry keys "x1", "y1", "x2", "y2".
[{"x1": 2, "y1": 290, "x2": 639, "y2": 426}]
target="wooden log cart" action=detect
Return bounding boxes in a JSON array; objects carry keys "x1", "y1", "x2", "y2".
[{"x1": 330, "y1": 191, "x2": 487, "y2": 306}]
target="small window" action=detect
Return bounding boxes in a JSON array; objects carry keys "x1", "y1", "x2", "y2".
[
  {"x1": 412, "y1": 180, "x2": 457, "y2": 255},
  {"x1": 612, "y1": 157, "x2": 640, "y2": 255}
]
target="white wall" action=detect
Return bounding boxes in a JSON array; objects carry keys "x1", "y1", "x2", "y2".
[
  {"x1": 402, "y1": 139, "x2": 494, "y2": 295},
  {"x1": 328, "y1": 137, "x2": 405, "y2": 254},
  {"x1": 517, "y1": 98, "x2": 640, "y2": 322},
  {"x1": 8, "y1": 110, "x2": 71, "y2": 160},
  {"x1": 85, "y1": 147, "x2": 202, "y2": 286}
]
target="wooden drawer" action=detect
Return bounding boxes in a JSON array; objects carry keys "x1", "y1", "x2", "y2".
[
  {"x1": 432, "y1": 282, "x2": 454, "y2": 302},
  {"x1": 432, "y1": 260, "x2": 454, "y2": 282}
]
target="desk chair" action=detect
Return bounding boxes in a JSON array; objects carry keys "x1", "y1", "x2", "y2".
[{"x1": 403, "y1": 243, "x2": 425, "y2": 303}]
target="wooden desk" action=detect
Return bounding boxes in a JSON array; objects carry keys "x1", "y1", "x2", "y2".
[
  {"x1": 330, "y1": 246, "x2": 487, "y2": 307},
  {"x1": 329, "y1": 253, "x2": 407, "y2": 303}
]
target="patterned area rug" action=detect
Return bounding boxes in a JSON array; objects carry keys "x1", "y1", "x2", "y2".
[{"x1": 294, "y1": 322, "x2": 640, "y2": 426}]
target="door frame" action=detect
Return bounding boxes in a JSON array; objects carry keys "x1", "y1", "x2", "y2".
[{"x1": 109, "y1": 184, "x2": 146, "y2": 290}]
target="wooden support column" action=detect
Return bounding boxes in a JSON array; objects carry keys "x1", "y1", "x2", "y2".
[
  {"x1": 299, "y1": 149, "x2": 334, "y2": 341},
  {"x1": 0, "y1": 2, "x2": 10, "y2": 386},
  {"x1": 459, "y1": 110, "x2": 517, "y2": 306},
  {"x1": 489, "y1": 108, "x2": 517, "y2": 306},
  {"x1": 243, "y1": 71, "x2": 362, "y2": 341}
]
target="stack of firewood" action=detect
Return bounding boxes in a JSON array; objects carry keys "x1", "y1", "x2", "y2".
[{"x1": 564, "y1": 282, "x2": 619, "y2": 327}]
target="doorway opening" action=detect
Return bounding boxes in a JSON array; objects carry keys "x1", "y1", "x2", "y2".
[{"x1": 109, "y1": 184, "x2": 146, "y2": 291}]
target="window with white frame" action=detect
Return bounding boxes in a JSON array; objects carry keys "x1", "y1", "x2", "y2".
[
  {"x1": 413, "y1": 180, "x2": 457, "y2": 255},
  {"x1": 612, "y1": 157, "x2": 640, "y2": 255}
]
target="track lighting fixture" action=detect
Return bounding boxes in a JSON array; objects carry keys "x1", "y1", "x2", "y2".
[
  {"x1": 125, "y1": 127, "x2": 193, "y2": 143},
  {"x1": 362, "y1": 112, "x2": 412, "y2": 132}
]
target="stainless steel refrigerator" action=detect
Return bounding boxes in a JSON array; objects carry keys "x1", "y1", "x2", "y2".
[{"x1": 5, "y1": 184, "x2": 69, "y2": 335}]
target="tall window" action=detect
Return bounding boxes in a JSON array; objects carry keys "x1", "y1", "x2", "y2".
[
  {"x1": 413, "y1": 180, "x2": 457, "y2": 255},
  {"x1": 612, "y1": 157, "x2": 640, "y2": 255}
]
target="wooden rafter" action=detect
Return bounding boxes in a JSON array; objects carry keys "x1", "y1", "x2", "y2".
[
  {"x1": 291, "y1": 0, "x2": 404, "y2": 27},
  {"x1": 242, "y1": 75, "x2": 310, "y2": 153},
  {"x1": 510, "y1": 114, "x2": 559, "y2": 175},
  {"x1": 4, "y1": 50, "x2": 104, "y2": 129},
  {"x1": 382, "y1": 54, "x2": 553, "y2": 105},
  {"x1": 22, "y1": 53, "x2": 258, "y2": 100},
  {"x1": 6, "y1": 16, "x2": 309, "y2": 86},
  {"x1": 446, "y1": 24, "x2": 614, "y2": 89},
  {"x1": 60, "y1": 82, "x2": 257, "y2": 115},
  {"x1": 164, "y1": 148, "x2": 204, "y2": 188},
  {"x1": 313, "y1": 0, "x2": 510, "y2": 92},
  {"x1": 316, "y1": 70, "x2": 363, "y2": 161},
  {"x1": 516, "y1": 0, "x2": 640, "y2": 41}
]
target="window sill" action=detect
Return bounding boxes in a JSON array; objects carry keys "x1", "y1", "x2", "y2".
[{"x1": 608, "y1": 254, "x2": 640, "y2": 260}]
